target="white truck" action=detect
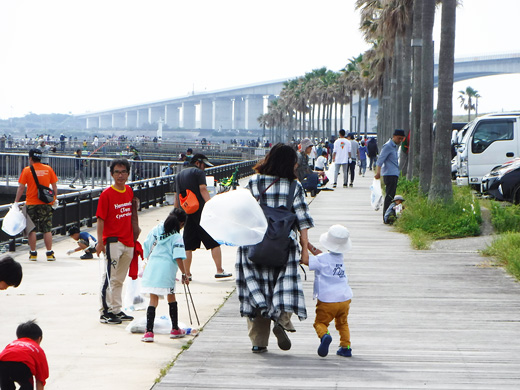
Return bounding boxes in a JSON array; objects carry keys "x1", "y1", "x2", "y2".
[{"x1": 455, "y1": 112, "x2": 520, "y2": 189}]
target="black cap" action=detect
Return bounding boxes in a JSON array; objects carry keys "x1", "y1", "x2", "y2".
[
  {"x1": 191, "y1": 154, "x2": 214, "y2": 167},
  {"x1": 29, "y1": 149, "x2": 42, "y2": 158},
  {"x1": 393, "y1": 129, "x2": 406, "y2": 137}
]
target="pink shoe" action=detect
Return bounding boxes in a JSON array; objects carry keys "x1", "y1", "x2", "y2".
[
  {"x1": 141, "y1": 332, "x2": 154, "y2": 342},
  {"x1": 170, "y1": 328, "x2": 186, "y2": 339}
]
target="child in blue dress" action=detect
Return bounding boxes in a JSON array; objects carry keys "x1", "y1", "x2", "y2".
[{"x1": 141, "y1": 208, "x2": 188, "y2": 342}]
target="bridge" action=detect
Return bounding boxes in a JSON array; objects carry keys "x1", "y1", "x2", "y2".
[{"x1": 75, "y1": 53, "x2": 520, "y2": 132}]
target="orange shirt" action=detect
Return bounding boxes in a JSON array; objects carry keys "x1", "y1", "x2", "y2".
[{"x1": 18, "y1": 163, "x2": 58, "y2": 205}]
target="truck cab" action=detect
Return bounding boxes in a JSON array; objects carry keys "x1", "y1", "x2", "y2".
[{"x1": 455, "y1": 112, "x2": 520, "y2": 189}]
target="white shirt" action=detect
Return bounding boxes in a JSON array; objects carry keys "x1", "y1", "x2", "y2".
[
  {"x1": 309, "y1": 252, "x2": 353, "y2": 303},
  {"x1": 333, "y1": 138, "x2": 351, "y2": 164},
  {"x1": 315, "y1": 155, "x2": 328, "y2": 170}
]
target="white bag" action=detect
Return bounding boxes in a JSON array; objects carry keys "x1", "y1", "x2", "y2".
[
  {"x1": 1, "y1": 203, "x2": 26, "y2": 236},
  {"x1": 200, "y1": 188, "x2": 267, "y2": 246},
  {"x1": 370, "y1": 179, "x2": 384, "y2": 211}
]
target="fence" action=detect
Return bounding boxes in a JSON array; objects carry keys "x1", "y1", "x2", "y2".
[{"x1": 0, "y1": 159, "x2": 257, "y2": 252}]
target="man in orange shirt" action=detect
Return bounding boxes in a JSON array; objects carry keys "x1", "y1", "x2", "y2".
[{"x1": 14, "y1": 149, "x2": 58, "y2": 261}]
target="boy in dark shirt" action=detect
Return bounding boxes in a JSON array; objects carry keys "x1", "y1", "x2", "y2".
[
  {"x1": 0, "y1": 320, "x2": 49, "y2": 389},
  {"x1": 67, "y1": 226, "x2": 97, "y2": 259}
]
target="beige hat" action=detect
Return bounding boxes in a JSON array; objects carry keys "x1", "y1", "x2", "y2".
[
  {"x1": 300, "y1": 138, "x2": 314, "y2": 151},
  {"x1": 319, "y1": 224, "x2": 352, "y2": 253}
]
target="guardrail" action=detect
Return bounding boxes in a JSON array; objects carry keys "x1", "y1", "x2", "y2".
[{"x1": 0, "y1": 159, "x2": 258, "y2": 252}]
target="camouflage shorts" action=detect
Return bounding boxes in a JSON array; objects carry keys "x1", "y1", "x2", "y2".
[{"x1": 26, "y1": 204, "x2": 54, "y2": 233}]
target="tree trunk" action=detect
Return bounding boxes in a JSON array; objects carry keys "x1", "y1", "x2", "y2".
[
  {"x1": 419, "y1": 0, "x2": 436, "y2": 194},
  {"x1": 364, "y1": 93, "x2": 369, "y2": 138},
  {"x1": 429, "y1": 0, "x2": 456, "y2": 202},
  {"x1": 408, "y1": 0, "x2": 423, "y2": 180},
  {"x1": 357, "y1": 91, "x2": 363, "y2": 136}
]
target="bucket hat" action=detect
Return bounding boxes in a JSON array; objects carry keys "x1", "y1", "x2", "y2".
[{"x1": 319, "y1": 224, "x2": 352, "y2": 253}]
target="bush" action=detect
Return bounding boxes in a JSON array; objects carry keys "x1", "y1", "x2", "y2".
[
  {"x1": 482, "y1": 232, "x2": 520, "y2": 280},
  {"x1": 395, "y1": 178, "x2": 481, "y2": 239},
  {"x1": 489, "y1": 201, "x2": 520, "y2": 233}
]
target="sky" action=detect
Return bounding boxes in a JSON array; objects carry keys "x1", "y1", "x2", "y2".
[{"x1": 0, "y1": 0, "x2": 519, "y2": 120}]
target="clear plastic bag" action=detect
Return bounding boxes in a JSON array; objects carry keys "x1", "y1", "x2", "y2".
[
  {"x1": 1, "y1": 203, "x2": 26, "y2": 236},
  {"x1": 370, "y1": 179, "x2": 384, "y2": 211},
  {"x1": 200, "y1": 188, "x2": 267, "y2": 246}
]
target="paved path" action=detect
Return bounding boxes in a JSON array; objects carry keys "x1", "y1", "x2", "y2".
[{"x1": 154, "y1": 173, "x2": 520, "y2": 389}]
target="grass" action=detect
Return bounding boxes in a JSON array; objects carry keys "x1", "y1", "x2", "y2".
[
  {"x1": 482, "y1": 232, "x2": 520, "y2": 280},
  {"x1": 489, "y1": 201, "x2": 520, "y2": 233},
  {"x1": 394, "y1": 178, "x2": 482, "y2": 249}
]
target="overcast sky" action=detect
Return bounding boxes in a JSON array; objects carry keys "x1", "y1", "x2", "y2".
[{"x1": 0, "y1": 0, "x2": 519, "y2": 119}]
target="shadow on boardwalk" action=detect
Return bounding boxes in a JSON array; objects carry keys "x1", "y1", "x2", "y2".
[{"x1": 155, "y1": 173, "x2": 520, "y2": 390}]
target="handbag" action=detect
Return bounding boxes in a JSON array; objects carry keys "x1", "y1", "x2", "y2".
[
  {"x1": 247, "y1": 179, "x2": 297, "y2": 267},
  {"x1": 179, "y1": 189, "x2": 199, "y2": 214},
  {"x1": 30, "y1": 166, "x2": 55, "y2": 204}
]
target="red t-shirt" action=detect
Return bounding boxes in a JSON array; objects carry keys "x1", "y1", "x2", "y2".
[
  {"x1": 96, "y1": 185, "x2": 135, "y2": 247},
  {"x1": 18, "y1": 163, "x2": 58, "y2": 205},
  {"x1": 0, "y1": 338, "x2": 49, "y2": 386}
]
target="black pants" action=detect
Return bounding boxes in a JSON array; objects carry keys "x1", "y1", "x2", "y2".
[
  {"x1": 383, "y1": 175, "x2": 399, "y2": 220},
  {"x1": 346, "y1": 161, "x2": 356, "y2": 184},
  {"x1": 0, "y1": 361, "x2": 33, "y2": 390}
]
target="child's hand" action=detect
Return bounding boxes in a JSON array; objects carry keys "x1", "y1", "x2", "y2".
[
  {"x1": 66, "y1": 249, "x2": 75, "y2": 255},
  {"x1": 182, "y1": 274, "x2": 190, "y2": 285}
]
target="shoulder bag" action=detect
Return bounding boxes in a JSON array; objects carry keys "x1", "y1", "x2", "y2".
[{"x1": 30, "y1": 166, "x2": 55, "y2": 204}]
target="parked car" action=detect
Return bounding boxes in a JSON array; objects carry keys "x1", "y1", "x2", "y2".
[{"x1": 481, "y1": 158, "x2": 520, "y2": 204}]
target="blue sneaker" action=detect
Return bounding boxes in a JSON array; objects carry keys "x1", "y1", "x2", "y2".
[
  {"x1": 336, "y1": 346, "x2": 352, "y2": 357},
  {"x1": 318, "y1": 333, "x2": 332, "y2": 357}
]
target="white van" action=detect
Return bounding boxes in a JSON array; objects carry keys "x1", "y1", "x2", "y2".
[{"x1": 455, "y1": 112, "x2": 520, "y2": 188}]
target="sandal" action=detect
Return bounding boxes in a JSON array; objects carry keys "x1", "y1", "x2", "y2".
[{"x1": 215, "y1": 270, "x2": 232, "y2": 278}]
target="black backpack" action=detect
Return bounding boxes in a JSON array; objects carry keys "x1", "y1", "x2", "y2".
[{"x1": 247, "y1": 179, "x2": 297, "y2": 267}]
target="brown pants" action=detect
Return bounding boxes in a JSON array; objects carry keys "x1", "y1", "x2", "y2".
[
  {"x1": 314, "y1": 299, "x2": 351, "y2": 348},
  {"x1": 247, "y1": 311, "x2": 294, "y2": 348}
]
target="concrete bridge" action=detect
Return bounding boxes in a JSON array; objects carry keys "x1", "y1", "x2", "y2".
[{"x1": 75, "y1": 53, "x2": 520, "y2": 132}]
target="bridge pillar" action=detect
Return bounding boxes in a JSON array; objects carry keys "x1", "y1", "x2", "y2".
[
  {"x1": 199, "y1": 99, "x2": 213, "y2": 129},
  {"x1": 245, "y1": 95, "x2": 264, "y2": 130},
  {"x1": 126, "y1": 111, "x2": 137, "y2": 128},
  {"x1": 165, "y1": 104, "x2": 179, "y2": 128},
  {"x1": 99, "y1": 115, "x2": 111, "y2": 129},
  {"x1": 213, "y1": 98, "x2": 232, "y2": 130},
  {"x1": 149, "y1": 107, "x2": 163, "y2": 124},
  {"x1": 112, "y1": 113, "x2": 125, "y2": 128},
  {"x1": 137, "y1": 109, "x2": 148, "y2": 127},
  {"x1": 182, "y1": 102, "x2": 196, "y2": 129},
  {"x1": 232, "y1": 97, "x2": 245, "y2": 130},
  {"x1": 86, "y1": 117, "x2": 98, "y2": 129}
]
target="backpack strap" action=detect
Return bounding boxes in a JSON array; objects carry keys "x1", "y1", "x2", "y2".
[
  {"x1": 30, "y1": 165, "x2": 41, "y2": 187},
  {"x1": 257, "y1": 177, "x2": 297, "y2": 210}
]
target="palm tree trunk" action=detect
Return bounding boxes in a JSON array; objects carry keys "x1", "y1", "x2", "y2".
[
  {"x1": 408, "y1": 0, "x2": 423, "y2": 180},
  {"x1": 340, "y1": 102, "x2": 344, "y2": 131},
  {"x1": 364, "y1": 94, "x2": 369, "y2": 138},
  {"x1": 357, "y1": 91, "x2": 363, "y2": 136},
  {"x1": 429, "y1": 0, "x2": 456, "y2": 202},
  {"x1": 419, "y1": 0, "x2": 436, "y2": 194}
]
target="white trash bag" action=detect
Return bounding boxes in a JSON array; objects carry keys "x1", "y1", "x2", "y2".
[
  {"x1": 1, "y1": 203, "x2": 26, "y2": 236},
  {"x1": 201, "y1": 188, "x2": 267, "y2": 246},
  {"x1": 370, "y1": 179, "x2": 384, "y2": 211}
]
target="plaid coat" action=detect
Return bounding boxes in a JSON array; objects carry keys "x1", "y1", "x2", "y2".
[{"x1": 236, "y1": 174, "x2": 314, "y2": 322}]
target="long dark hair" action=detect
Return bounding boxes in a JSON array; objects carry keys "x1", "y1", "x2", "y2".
[
  {"x1": 164, "y1": 208, "x2": 187, "y2": 234},
  {"x1": 253, "y1": 143, "x2": 297, "y2": 180}
]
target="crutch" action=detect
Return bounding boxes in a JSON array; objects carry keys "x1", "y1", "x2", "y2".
[
  {"x1": 182, "y1": 281, "x2": 193, "y2": 325},
  {"x1": 185, "y1": 282, "x2": 200, "y2": 326}
]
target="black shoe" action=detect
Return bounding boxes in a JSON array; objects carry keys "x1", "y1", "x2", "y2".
[
  {"x1": 343, "y1": 184, "x2": 348, "y2": 188},
  {"x1": 115, "y1": 311, "x2": 134, "y2": 321},
  {"x1": 349, "y1": 183, "x2": 353, "y2": 187},
  {"x1": 100, "y1": 312, "x2": 122, "y2": 324},
  {"x1": 273, "y1": 324, "x2": 291, "y2": 351},
  {"x1": 333, "y1": 183, "x2": 337, "y2": 188},
  {"x1": 252, "y1": 346, "x2": 267, "y2": 353},
  {"x1": 69, "y1": 184, "x2": 76, "y2": 188},
  {"x1": 80, "y1": 252, "x2": 94, "y2": 259}
]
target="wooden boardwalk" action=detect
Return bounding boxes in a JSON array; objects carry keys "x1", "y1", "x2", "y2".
[{"x1": 154, "y1": 173, "x2": 520, "y2": 390}]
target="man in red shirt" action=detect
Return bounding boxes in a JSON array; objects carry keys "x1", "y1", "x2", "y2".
[
  {"x1": 14, "y1": 149, "x2": 58, "y2": 261},
  {"x1": 96, "y1": 159, "x2": 136, "y2": 325},
  {"x1": 0, "y1": 320, "x2": 49, "y2": 390}
]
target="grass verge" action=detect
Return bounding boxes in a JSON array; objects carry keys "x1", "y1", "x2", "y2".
[
  {"x1": 481, "y1": 232, "x2": 520, "y2": 280},
  {"x1": 394, "y1": 178, "x2": 481, "y2": 249}
]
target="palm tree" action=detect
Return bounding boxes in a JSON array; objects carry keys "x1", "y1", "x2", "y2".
[
  {"x1": 458, "y1": 86, "x2": 480, "y2": 121},
  {"x1": 429, "y1": 0, "x2": 457, "y2": 202}
]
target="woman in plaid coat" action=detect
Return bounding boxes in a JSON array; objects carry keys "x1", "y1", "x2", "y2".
[{"x1": 236, "y1": 143, "x2": 314, "y2": 353}]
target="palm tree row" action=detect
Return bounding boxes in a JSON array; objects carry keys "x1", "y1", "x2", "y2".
[{"x1": 260, "y1": 0, "x2": 458, "y2": 202}]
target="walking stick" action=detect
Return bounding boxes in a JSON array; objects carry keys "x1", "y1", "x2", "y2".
[
  {"x1": 186, "y1": 283, "x2": 200, "y2": 326},
  {"x1": 182, "y1": 281, "x2": 193, "y2": 325}
]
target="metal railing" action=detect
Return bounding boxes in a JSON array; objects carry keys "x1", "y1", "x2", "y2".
[{"x1": 0, "y1": 159, "x2": 258, "y2": 252}]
